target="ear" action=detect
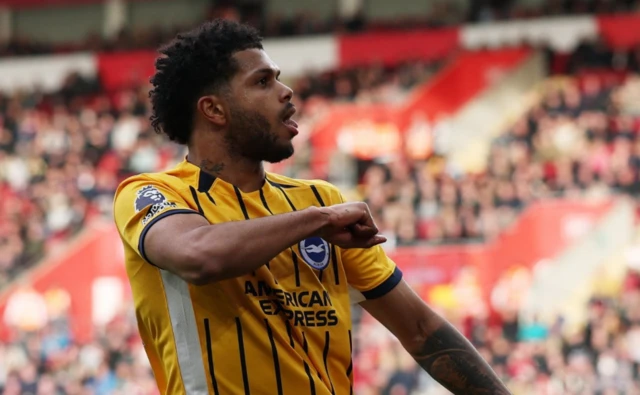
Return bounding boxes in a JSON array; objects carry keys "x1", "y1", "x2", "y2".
[{"x1": 197, "y1": 95, "x2": 227, "y2": 127}]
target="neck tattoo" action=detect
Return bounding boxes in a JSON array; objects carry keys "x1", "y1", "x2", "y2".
[{"x1": 200, "y1": 160, "x2": 225, "y2": 176}]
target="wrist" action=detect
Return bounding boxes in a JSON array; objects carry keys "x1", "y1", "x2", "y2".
[{"x1": 304, "y1": 206, "x2": 331, "y2": 237}]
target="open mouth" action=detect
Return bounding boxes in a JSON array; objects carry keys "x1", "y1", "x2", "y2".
[{"x1": 282, "y1": 106, "x2": 299, "y2": 135}]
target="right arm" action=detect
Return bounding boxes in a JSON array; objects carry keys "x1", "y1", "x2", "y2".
[
  {"x1": 114, "y1": 179, "x2": 385, "y2": 285},
  {"x1": 144, "y1": 207, "x2": 314, "y2": 284},
  {"x1": 144, "y1": 204, "x2": 385, "y2": 285}
]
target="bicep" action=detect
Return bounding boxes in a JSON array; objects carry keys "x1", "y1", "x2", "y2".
[
  {"x1": 143, "y1": 212, "x2": 211, "y2": 277},
  {"x1": 360, "y1": 279, "x2": 444, "y2": 349},
  {"x1": 113, "y1": 179, "x2": 208, "y2": 279}
]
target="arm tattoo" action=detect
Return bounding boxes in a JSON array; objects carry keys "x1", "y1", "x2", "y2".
[
  {"x1": 200, "y1": 160, "x2": 225, "y2": 176},
  {"x1": 411, "y1": 322, "x2": 511, "y2": 395}
]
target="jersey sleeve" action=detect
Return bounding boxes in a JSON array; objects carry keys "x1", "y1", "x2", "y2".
[
  {"x1": 341, "y1": 245, "x2": 403, "y2": 302},
  {"x1": 113, "y1": 176, "x2": 203, "y2": 265},
  {"x1": 330, "y1": 189, "x2": 402, "y2": 302}
]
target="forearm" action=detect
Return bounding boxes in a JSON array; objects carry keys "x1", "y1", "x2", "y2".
[
  {"x1": 359, "y1": 280, "x2": 509, "y2": 394},
  {"x1": 410, "y1": 320, "x2": 511, "y2": 395},
  {"x1": 189, "y1": 206, "x2": 328, "y2": 282}
]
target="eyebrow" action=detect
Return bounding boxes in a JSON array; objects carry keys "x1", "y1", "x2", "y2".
[{"x1": 253, "y1": 68, "x2": 281, "y2": 78}]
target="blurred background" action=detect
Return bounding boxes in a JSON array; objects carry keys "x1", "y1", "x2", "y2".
[{"x1": 1, "y1": 0, "x2": 640, "y2": 394}]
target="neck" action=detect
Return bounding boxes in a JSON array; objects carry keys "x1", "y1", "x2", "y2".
[{"x1": 187, "y1": 145, "x2": 266, "y2": 194}]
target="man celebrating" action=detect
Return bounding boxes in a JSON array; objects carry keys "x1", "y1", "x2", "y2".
[{"x1": 113, "y1": 19, "x2": 510, "y2": 395}]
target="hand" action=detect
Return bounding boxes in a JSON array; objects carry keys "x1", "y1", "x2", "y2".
[{"x1": 316, "y1": 202, "x2": 387, "y2": 249}]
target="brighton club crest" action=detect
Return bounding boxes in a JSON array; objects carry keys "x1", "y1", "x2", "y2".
[{"x1": 298, "y1": 237, "x2": 330, "y2": 270}]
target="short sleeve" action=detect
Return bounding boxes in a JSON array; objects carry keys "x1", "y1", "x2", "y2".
[
  {"x1": 113, "y1": 176, "x2": 203, "y2": 264},
  {"x1": 335, "y1": 191, "x2": 402, "y2": 301},
  {"x1": 341, "y1": 245, "x2": 403, "y2": 302}
]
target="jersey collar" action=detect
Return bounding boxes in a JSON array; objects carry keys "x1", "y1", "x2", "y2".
[{"x1": 178, "y1": 158, "x2": 279, "y2": 199}]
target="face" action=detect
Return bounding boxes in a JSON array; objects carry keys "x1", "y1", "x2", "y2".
[{"x1": 223, "y1": 49, "x2": 297, "y2": 163}]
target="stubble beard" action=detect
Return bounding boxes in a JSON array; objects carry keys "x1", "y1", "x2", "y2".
[{"x1": 225, "y1": 106, "x2": 294, "y2": 164}]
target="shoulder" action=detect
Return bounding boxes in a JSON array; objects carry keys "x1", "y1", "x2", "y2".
[
  {"x1": 115, "y1": 171, "x2": 188, "y2": 199},
  {"x1": 112, "y1": 171, "x2": 192, "y2": 229},
  {"x1": 113, "y1": 171, "x2": 191, "y2": 219},
  {"x1": 266, "y1": 173, "x2": 345, "y2": 204}
]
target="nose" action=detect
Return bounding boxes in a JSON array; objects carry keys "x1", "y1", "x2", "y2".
[{"x1": 280, "y1": 82, "x2": 293, "y2": 103}]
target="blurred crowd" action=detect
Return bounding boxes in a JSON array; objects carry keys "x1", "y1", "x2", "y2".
[
  {"x1": 359, "y1": 71, "x2": 640, "y2": 248},
  {"x1": 3, "y1": 0, "x2": 640, "y2": 57},
  {"x1": 3, "y1": 16, "x2": 640, "y2": 394},
  {"x1": 0, "y1": 289, "x2": 157, "y2": 395},
  {"x1": 2, "y1": 36, "x2": 640, "y2": 283},
  {"x1": 0, "y1": 60, "x2": 439, "y2": 290},
  {"x1": 468, "y1": 0, "x2": 640, "y2": 22},
  {"x1": 0, "y1": 76, "x2": 186, "y2": 289},
  {"x1": 352, "y1": 265, "x2": 640, "y2": 395},
  {"x1": 2, "y1": 245, "x2": 640, "y2": 395}
]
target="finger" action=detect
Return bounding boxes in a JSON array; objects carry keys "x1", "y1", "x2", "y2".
[
  {"x1": 353, "y1": 221, "x2": 378, "y2": 232},
  {"x1": 357, "y1": 211, "x2": 378, "y2": 230},
  {"x1": 348, "y1": 222, "x2": 375, "y2": 233},
  {"x1": 353, "y1": 208, "x2": 373, "y2": 224},
  {"x1": 346, "y1": 235, "x2": 387, "y2": 249},
  {"x1": 349, "y1": 223, "x2": 378, "y2": 238},
  {"x1": 366, "y1": 235, "x2": 387, "y2": 247},
  {"x1": 327, "y1": 230, "x2": 353, "y2": 246},
  {"x1": 335, "y1": 207, "x2": 366, "y2": 228}
]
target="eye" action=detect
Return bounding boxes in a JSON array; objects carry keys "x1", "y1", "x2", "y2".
[{"x1": 258, "y1": 77, "x2": 268, "y2": 86}]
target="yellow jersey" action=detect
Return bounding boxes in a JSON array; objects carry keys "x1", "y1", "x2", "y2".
[{"x1": 113, "y1": 159, "x2": 402, "y2": 395}]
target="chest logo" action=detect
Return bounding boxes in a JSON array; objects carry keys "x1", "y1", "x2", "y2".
[{"x1": 298, "y1": 237, "x2": 330, "y2": 270}]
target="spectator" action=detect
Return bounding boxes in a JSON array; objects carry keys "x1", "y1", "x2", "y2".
[
  {"x1": 2, "y1": 0, "x2": 639, "y2": 58},
  {"x1": 352, "y1": 266, "x2": 640, "y2": 394},
  {"x1": 0, "y1": 58, "x2": 440, "y2": 289},
  {"x1": 2, "y1": 22, "x2": 640, "y2": 395}
]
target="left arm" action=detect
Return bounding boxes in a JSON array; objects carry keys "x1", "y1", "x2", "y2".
[
  {"x1": 360, "y1": 280, "x2": 511, "y2": 395},
  {"x1": 329, "y1": 190, "x2": 510, "y2": 393}
]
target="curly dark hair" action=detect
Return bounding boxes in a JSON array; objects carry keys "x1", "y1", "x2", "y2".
[{"x1": 149, "y1": 19, "x2": 263, "y2": 145}]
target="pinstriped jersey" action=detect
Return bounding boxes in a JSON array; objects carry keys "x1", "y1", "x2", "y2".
[{"x1": 113, "y1": 159, "x2": 402, "y2": 395}]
